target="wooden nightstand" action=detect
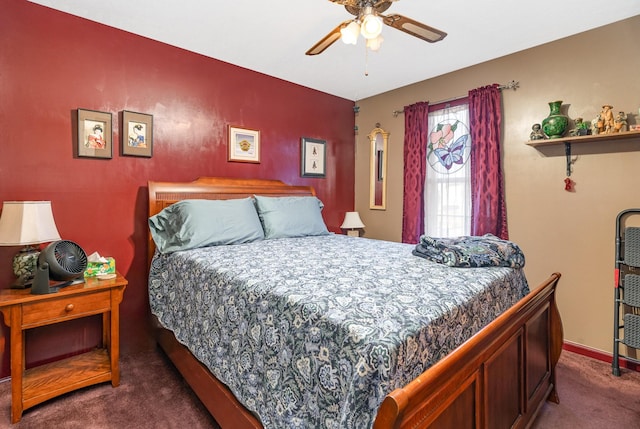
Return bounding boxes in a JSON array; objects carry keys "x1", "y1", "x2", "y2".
[{"x1": 0, "y1": 273, "x2": 127, "y2": 423}]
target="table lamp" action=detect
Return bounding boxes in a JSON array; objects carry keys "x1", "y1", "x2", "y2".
[
  {"x1": 340, "y1": 211, "x2": 365, "y2": 237},
  {"x1": 0, "y1": 201, "x2": 61, "y2": 288}
]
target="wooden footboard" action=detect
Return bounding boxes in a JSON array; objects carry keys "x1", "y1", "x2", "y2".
[{"x1": 374, "y1": 272, "x2": 562, "y2": 429}]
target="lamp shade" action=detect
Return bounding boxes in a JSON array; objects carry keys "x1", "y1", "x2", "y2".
[
  {"x1": 340, "y1": 21, "x2": 360, "y2": 45},
  {"x1": 340, "y1": 211, "x2": 365, "y2": 229},
  {"x1": 366, "y1": 35, "x2": 383, "y2": 51},
  {"x1": 0, "y1": 201, "x2": 61, "y2": 246},
  {"x1": 360, "y1": 12, "x2": 383, "y2": 39}
]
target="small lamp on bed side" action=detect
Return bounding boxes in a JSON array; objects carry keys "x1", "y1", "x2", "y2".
[
  {"x1": 0, "y1": 201, "x2": 61, "y2": 288},
  {"x1": 340, "y1": 211, "x2": 365, "y2": 237}
]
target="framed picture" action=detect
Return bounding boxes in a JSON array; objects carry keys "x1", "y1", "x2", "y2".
[
  {"x1": 228, "y1": 126, "x2": 260, "y2": 163},
  {"x1": 122, "y1": 110, "x2": 153, "y2": 157},
  {"x1": 301, "y1": 137, "x2": 326, "y2": 178},
  {"x1": 77, "y1": 108, "x2": 112, "y2": 159}
]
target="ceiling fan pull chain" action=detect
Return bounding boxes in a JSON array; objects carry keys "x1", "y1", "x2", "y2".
[{"x1": 364, "y1": 44, "x2": 369, "y2": 76}]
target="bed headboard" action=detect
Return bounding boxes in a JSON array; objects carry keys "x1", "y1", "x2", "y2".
[{"x1": 147, "y1": 177, "x2": 317, "y2": 265}]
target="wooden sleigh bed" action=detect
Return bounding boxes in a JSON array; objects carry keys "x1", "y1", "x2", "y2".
[{"x1": 147, "y1": 177, "x2": 562, "y2": 429}]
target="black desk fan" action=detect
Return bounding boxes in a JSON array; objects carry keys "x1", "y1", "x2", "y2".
[{"x1": 32, "y1": 240, "x2": 87, "y2": 294}]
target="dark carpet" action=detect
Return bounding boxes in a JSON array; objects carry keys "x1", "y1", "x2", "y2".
[
  {"x1": 1, "y1": 348, "x2": 638, "y2": 428},
  {"x1": 0, "y1": 348, "x2": 219, "y2": 429},
  {"x1": 533, "y1": 351, "x2": 640, "y2": 428}
]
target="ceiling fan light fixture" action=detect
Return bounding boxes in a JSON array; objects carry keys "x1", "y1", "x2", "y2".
[
  {"x1": 306, "y1": 2, "x2": 447, "y2": 56},
  {"x1": 366, "y1": 35, "x2": 383, "y2": 51},
  {"x1": 360, "y1": 11, "x2": 383, "y2": 39},
  {"x1": 340, "y1": 20, "x2": 360, "y2": 45}
]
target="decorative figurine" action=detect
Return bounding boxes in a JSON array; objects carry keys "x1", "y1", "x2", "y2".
[
  {"x1": 613, "y1": 111, "x2": 628, "y2": 133},
  {"x1": 569, "y1": 117, "x2": 589, "y2": 136},
  {"x1": 591, "y1": 116, "x2": 601, "y2": 135},
  {"x1": 599, "y1": 104, "x2": 615, "y2": 134},
  {"x1": 529, "y1": 123, "x2": 545, "y2": 140}
]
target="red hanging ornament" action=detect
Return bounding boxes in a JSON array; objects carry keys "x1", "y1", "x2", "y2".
[{"x1": 564, "y1": 177, "x2": 574, "y2": 192}]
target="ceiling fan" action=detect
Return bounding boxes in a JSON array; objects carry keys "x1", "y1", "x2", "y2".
[{"x1": 306, "y1": 0, "x2": 447, "y2": 55}]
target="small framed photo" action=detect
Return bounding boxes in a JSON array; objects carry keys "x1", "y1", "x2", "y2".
[
  {"x1": 301, "y1": 137, "x2": 326, "y2": 178},
  {"x1": 78, "y1": 108, "x2": 112, "y2": 159},
  {"x1": 228, "y1": 126, "x2": 260, "y2": 163},
  {"x1": 122, "y1": 110, "x2": 153, "y2": 157}
]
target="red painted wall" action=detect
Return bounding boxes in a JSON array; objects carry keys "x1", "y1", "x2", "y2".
[{"x1": 0, "y1": 0, "x2": 355, "y2": 378}]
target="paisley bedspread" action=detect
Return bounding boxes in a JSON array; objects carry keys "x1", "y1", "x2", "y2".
[
  {"x1": 148, "y1": 234, "x2": 530, "y2": 428},
  {"x1": 413, "y1": 233, "x2": 526, "y2": 268}
]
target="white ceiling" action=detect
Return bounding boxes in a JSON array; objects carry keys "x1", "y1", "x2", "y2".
[{"x1": 28, "y1": 0, "x2": 640, "y2": 101}]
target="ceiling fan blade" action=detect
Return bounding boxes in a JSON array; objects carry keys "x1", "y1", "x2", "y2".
[
  {"x1": 306, "y1": 20, "x2": 351, "y2": 56},
  {"x1": 382, "y1": 14, "x2": 447, "y2": 43}
]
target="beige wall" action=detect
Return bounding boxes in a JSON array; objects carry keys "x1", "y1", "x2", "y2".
[{"x1": 354, "y1": 15, "x2": 640, "y2": 355}]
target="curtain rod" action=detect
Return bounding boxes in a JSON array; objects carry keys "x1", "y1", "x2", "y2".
[{"x1": 391, "y1": 80, "x2": 519, "y2": 117}]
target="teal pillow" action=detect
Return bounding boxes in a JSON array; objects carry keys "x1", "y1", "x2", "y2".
[
  {"x1": 254, "y1": 195, "x2": 329, "y2": 239},
  {"x1": 149, "y1": 198, "x2": 264, "y2": 253}
]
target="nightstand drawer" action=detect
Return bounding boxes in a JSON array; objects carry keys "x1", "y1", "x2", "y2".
[{"x1": 21, "y1": 291, "x2": 111, "y2": 328}]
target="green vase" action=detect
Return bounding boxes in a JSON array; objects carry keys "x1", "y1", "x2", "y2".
[{"x1": 542, "y1": 101, "x2": 569, "y2": 138}]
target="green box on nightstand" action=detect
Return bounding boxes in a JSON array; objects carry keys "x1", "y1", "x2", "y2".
[{"x1": 84, "y1": 257, "x2": 116, "y2": 277}]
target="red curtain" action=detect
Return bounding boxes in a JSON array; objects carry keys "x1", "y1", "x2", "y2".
[
  {"x1": 469, "y1": 84, "x2": 509, "y2": 239},
  {"x1": 401, "y1": 101, "x2": 429, "y2": 244}
]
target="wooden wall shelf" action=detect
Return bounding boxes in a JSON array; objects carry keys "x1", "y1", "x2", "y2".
[{"x1": 526, "y1": 130, "x2": 640, "y2": 148}]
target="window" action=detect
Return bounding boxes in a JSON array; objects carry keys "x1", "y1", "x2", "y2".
[{"x1": 424, "y1": 101, "x2": 471, "y2": 237}]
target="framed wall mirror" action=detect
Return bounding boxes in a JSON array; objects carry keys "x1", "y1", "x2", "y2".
[{"x1": 368, "y1": 126, "x2": 389, "y2": 210}]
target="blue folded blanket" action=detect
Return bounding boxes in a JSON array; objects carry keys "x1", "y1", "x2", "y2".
[{"x1": 412, "y1": 234, "x2": 525, "y2": 268}]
